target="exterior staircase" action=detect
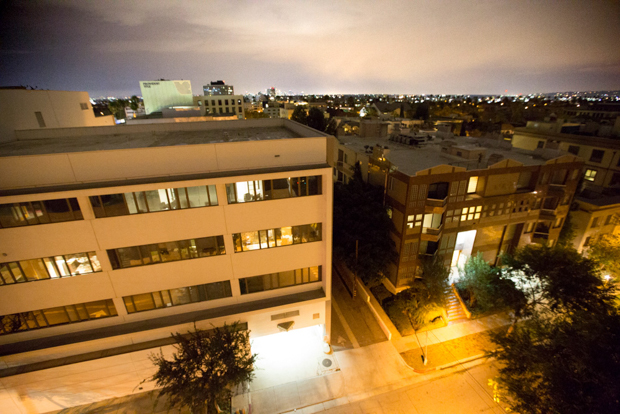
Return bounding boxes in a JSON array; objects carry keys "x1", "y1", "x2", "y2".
[{"x1": 445, "y1": 287, "x2": 467, "y2": 323}]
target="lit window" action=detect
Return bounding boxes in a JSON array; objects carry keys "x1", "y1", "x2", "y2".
[
  {"x1": 467, "y1": 176, "x2": 478, "y2": 194},
  {"x1": 584, "y1": 169, "x2": 597, "y2": 182}
]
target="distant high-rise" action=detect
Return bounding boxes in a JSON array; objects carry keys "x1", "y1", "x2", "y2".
[{"x1": 203, "y1": 81, "x2": 234, "y2": 96}]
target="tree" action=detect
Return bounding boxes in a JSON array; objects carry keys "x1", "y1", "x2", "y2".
[
  {"x1": 307, "y1": 107, "x2": 326, "y2": 131},
  {"x1": 392, "y1": 256, "x2": 450, "y2": 328},
  {"x1": 146, "y1": 322, "x2": 257, "y2": 414},
  {"x1": 129, "y1": 95, "x2": 140, "y2": 111},
  {"x1": 325, "y1": 118, "x2": 338, "y2": 136},
  {"x1": 332, "y1": 162, "x2": 397, "y2": 286},
  {"x1": 457, "y1": 252, "x2": 519, "y2": 313},
  {"x1": 291, "y1": 106, "x2": 308, "y2": 124},
  {"x1": 487, "y1": 244, "x2": 620, "y2": 413},
  {"x1": 108, "y1": 99, "x2": 128, "y2": 119},
  {"x1": 586, "y1": 233, "x2": 620, "y2": 278},
  {"x1": 244, "y1": 110, "x2": 269, "y2": 119},
  {"x1": 557, "y1": 211, "x2": 577, "y2": 247}
]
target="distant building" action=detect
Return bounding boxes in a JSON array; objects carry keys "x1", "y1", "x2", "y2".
[
  {"x1": 264, "y1": 106, "x2": 289, "y2": 119},
  {"x1": 194, "y1": 95, "x2": 245, "y2": 118},
  {"x1": 371, "y1": 101, "x2": 412, "y2": 119},
  {"x1": 0, "y1": 88, "x2": 114, "y2": 143},
  {"x1": 512, "y1": 124, "x2": 620, "y2": 251},
  {"x1": 139, "y1": 80, "x2": 194, "y2": 115},
  {"x1": 203, "y1": 81, "x2": 234, "y2": 96}
]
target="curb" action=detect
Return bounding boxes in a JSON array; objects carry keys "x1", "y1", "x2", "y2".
[{"x1": 408, "y1": 352, "x2": 488, "y2": 374}]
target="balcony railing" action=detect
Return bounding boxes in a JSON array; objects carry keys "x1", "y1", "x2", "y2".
[
  {"x1": 539, "y1": 209, "x2": 557, "y2": 219},
  {"x1": 426, "y1": 197, "x2": 447, "y2": 208}
]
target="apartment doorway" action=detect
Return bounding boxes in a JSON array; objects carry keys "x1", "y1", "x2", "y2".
[{"x1": 449, "y1": 229, "x2": 477, "y2": 283}]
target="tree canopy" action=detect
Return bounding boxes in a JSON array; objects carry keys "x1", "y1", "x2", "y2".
[
  {"x1": 488, "y1": 244, "x2": 620, "y2": 414},
  {"x1": 586, "y1": 233, "x2": 620, "y2": 278},
  {"x1": 307, "y1": 107, "x2": 326, "y2": 131},
  {"x1": 332, "y1": 163, "x2": 397, "y2": 286},
  {"x1": 290, "y1": 106, "x2": 308, "y2": 124},
  {"x1": 146, "y1": 322, "x2": 256, "y2": 414}
]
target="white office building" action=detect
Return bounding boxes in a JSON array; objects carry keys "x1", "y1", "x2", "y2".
[{"x1": 0, "y1": 119, "x2": 333, "y2": 367}]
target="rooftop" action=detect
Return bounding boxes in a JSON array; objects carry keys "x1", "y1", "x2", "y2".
[
  {"x1": 339, "y1": 134, "x2": 560, "y2": 176},
  {"x1": 0, "y1": 119, "x2": 314, "y2": 157}
]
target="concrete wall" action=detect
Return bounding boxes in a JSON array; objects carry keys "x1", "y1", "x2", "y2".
[
  {"x1": 0, "y1": 90, "x2": 114, "y2": 143},
  {"x1": 0, "y1": 136, "x2": 329, "y2": 190}
]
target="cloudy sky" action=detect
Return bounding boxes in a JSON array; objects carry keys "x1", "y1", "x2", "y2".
[{"x1": 1, "y1": 0, "x2": 619, "y2": 97}]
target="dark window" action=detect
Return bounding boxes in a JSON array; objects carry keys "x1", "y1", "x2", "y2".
[
  {"x1": 590, "y1": 149, "x2": 604, "y2": 163},
  {"x1": 542, "y1": 197, "x2": 558, "y2": 210},
  {"x1": 0, "y1": 198, "x2": 82, "y2": 228},
  {"x1": 80, "y1": 103, "x2": 88, "y2": 110},
  {"x1": 239, "y1": 266, "x2": 321, "y2": 294},
  {"x1": 123, "y1": 281, "x2": 232, "y2": 314},
  {"x1": 90, "y1": 185, "x2": 217, "y2": 218},
  {"x1": 537, "y1": 141, "x2": 545, "y2": 149},
  {"x1": 0, "y1": 299, "x2": 117, "y2": 335},
  {"x1": 427, "y1": 182, "x2": 449, "y2": 199},
  {"x1": 567, "y1": 145, "x2": 579, "y2": 155},
  {"x1": 107, "y1": 236, "x2": 225, "y2": 269}
]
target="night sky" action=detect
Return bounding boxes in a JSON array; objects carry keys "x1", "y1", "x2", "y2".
[{"x1": 1, "y1": 0, "x2": 619, "y2": 97}]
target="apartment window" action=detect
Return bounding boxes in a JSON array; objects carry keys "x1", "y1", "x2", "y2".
[
  {"x1": 591, "y1": 217, "x2": 599, "y2": 228},
  {"x1": 107, "y1": 236, "x2": 225, "y2": 270},
  {"x1": 225, "y1": 99, "x2": 229, "y2": 106},
  {"x1": 0, "y1": 299, "x2": 117, "y2": 335},
  {"x1": 238, "y1": 99, "x2": 242, "y2": 105},
  {"x1": 123, "y1": 281, "x2": 232, "y2": 314},
  {"x1": 0, "y1": 198, "x2": 82, "y2": 228},
  {"x1": 239, "y1": 266, "x2": 321, "y2": 294},
  {"x1": 537, "y1": 141, "x2": 544, "y2": 149},
  {"x1": 610, "y1": 172, "x2": 620, "y2": 187},
  {"x1": 422, "y1": 213, "x2": 443, "y2": 231},
  {"x1": 226, "y1": 176, "x2": 321, "y2": 204},
  {"x1": 233, "y1": 223, "x2": 321, "y2": 252},
  {"x1": 219, "y1": 108, "x2": 223, "y2": 114},
  {"x1": 211, "y1": 100, "x2": 215, "y2": 106},
  {"x1": 0, "y1": 251, "x2": 101, "y2": 286},
  {"x1": 567, "y1": 145, "x2": 580, "y2": 155},
  {"x1": 218, "y1": 100, "x2": 222, "y2": 106},
  {"x1": 89, "y1": 185, "x2": 217, "y2": 218},
  {"x1": 427, "y1": 182, "x2": 449, "y2": 200},
  {"x1": 461, "y1": 206, "x2": 481, "y2": 222},
  {"x1": 419, "y1": 240, "x2": 438, "y2": 256},
  {"x1": 589, "y1": 149, "x2": 604, "y2": 163},
  {"x1": 467, "y1": 176, "x2": 478, "y2": 194},
  {"x1": 406, "y1": 214, "x2": 423, "y2": 233},
  {"x1": 238, "y1": 107, "x2": 242, "y2": 113},
  {"x1": 584, "y1": 169, "x2": 597, "y2": 182},
  {"x1": 35, "y1": 111, "x2": 46, "y2": 127}
]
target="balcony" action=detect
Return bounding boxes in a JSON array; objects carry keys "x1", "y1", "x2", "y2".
[
  {"x1": 547, "y1": 183, "x2": 566, "y2": 196},
  {"x1": 421, "y1": 225, "x2": 442, "y2": 242},
  {"x1": 539, "y1": 209, "x2": 557, "y2": 219},
  {"x1": 531, "y1": 232, "x2": 549, "y2": 244},
  {"x1": 425, "y1": 197, "x2": 447, "y2": 208}
]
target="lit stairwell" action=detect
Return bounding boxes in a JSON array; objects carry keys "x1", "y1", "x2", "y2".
[{"x1": 445, "y1": 287, "x2": 467, "y2": 323}]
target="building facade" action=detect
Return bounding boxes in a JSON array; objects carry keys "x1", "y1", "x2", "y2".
[
  {"x1": 335, "y1": 134, "x2": 583, "y2": 292},
  {"x1": 194, "y1": 95, "x2": 245, "y2": 118},
  {"x1": 139, "y1": 80, "x2": 194, "y2": 115},
  {"x1": 0, "y1": 89, "x2": 114, "y2": 143},
  {"x1": 0, "y1": 119, "x2": 332, "y2": 365},
  {"x1": 203, "y1": 81, "x2": 234, "y2": 96},
  {"x1": 512, "y1": 126, "x2": 620, "y2": 251}
]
